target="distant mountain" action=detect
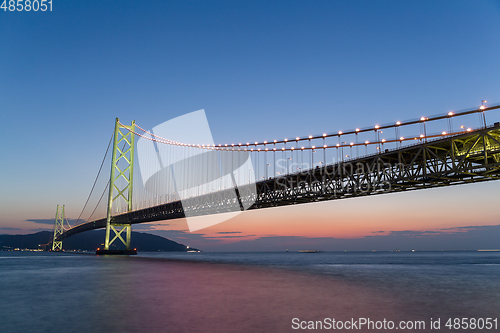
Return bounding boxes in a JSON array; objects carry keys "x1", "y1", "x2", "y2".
[{"x1": 0, "y1": 230, "x2": 200, "y2": 252}]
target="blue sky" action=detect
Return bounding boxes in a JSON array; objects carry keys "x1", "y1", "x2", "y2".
[{"x1": 1, "y1": 0, "x2": 500, "y2": 250}]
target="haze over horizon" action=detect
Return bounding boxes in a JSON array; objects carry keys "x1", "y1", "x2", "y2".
[{"x1": 1, "y1": 0, "x2": 500, "y2": 251}]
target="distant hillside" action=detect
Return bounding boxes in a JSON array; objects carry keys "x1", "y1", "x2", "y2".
[{"x1": 0, "y1": 230, "x2": 200, "y2": 252}]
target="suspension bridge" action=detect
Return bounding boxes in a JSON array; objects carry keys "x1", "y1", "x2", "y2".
[{"x1": 52, "y1": 102, "x2": 500, "y2": 254}]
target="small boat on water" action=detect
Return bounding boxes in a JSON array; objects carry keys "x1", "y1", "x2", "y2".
[{"x1": 298, "y1": 250, "x2": 320, "y2": 253}]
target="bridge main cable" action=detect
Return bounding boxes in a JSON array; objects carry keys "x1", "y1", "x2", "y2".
[{"x1": 123, "y1": 104, "x2": 500, "y2": 151}]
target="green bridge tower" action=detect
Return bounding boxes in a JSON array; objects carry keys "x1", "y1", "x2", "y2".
[
  {"x1": 52, "y1": 205, "x2": 65, "y2": 251},
  {"x1": 97, "y1": 118, "x2": 136, "y2": 255}
]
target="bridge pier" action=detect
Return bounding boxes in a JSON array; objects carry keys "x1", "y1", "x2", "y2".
[{"x1": 96, "y1": 249, "x2": 137, "y2": 255}]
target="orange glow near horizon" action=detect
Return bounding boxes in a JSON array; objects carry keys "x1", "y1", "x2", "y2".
[{"x1": 146, "y1": 181, "x2": 500, "y2": 244}]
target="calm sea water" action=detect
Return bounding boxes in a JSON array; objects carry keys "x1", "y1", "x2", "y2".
[{"x1": 0, "y1": 251, "x2": 499, "y2": 332}]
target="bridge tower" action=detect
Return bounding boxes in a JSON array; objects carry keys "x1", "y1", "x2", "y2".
[
  {"x1": 98, "y1": 118, "x2": 136, "y2": 255},
  {"x1": 52, "y1": 205, "x2": 65, "y2": 251}
]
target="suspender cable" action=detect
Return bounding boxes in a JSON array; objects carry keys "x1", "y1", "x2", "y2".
[{"x1": 74, "y1": 132, "x2": 113, "y2": 227}]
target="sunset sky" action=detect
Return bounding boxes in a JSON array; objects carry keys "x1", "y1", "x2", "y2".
[{"x1": 1, "y1": 0, "x2": 500, "y2": 251}]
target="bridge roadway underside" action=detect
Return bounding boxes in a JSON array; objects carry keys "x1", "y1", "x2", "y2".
[{"x1": 60, "y1": 125, "x2": 500, "y2": 241}]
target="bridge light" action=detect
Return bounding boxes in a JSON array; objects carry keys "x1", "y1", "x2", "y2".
[
  {"x1": 400, "y1": 137, "x2": 404, "y2": 141},
  {"x1": 324, "y1": 144, "x2": 327, "y2": 148},
  {"x1": 382, "y1": 139, "x2": 386, "y2": 143},
  {"x1": 296, "y1": 137, "x2": 300, "y2": 141},
  {"x1": 323, "y1": 133, "x2": 327, "y2": 136},
  {"x1": 448, "y1": 112, "x2": 454, "y2": 116},
  {"x1": 239, "y1": 143, "x2": 242, "y2": 146},
  {"x1": 355, "y1": 128, "x2": 360, "y2": 132},
  {"x1": 442, "y1": 131, "x2": 447, "y2": 135},
  {"x1": 480, "y1": 105, "x2": 485, "y2": 110},
  {"x1": 246, "y1": 143, "x2": 250, "y2": 145},
  {"x1": 265, "y1": 148, "x2": 268, "y2": 151},
  {"x1": 255, "y1": 142, "x2": 258, "y2": 145},
  {"x1": 460, "y1": 125, "x2": 465, "y2": 129},
  {"x1": 350, "y1": 142, "x2": 354, "y2": 145},
  {"x1": 274, "y1": 140, "x2": 277, "y2": 143},
  {"x1": 420, "y1": 134, "x2": 424, "y2": 138},
  {"x1": 273, "y1": 148, "x2": 276, "y2": 151},
  {"x1": 336, "y1": 143, "x2": 340, "y2": 147},
  {"x1": 225, "y1": 144, "x2": 228, "y2": 147},
  {"x1": 338, "y1": 131, "x2": 343, "y2": 135},
  {"x1": 420, "y1": 117, "x2": 427, "y2": 121},
  {"x1": 396, "y1": 121, "x2": 401, "y2": 125},
  {"x1": 467, "y1": 128, "x2": 472, "y2": 131},
  {"x1": 291, "y1": 147, "x2": 295, "y2": 150},
  {"x1": 231, "y1": 144, "x2": 235, "y2": 146},
  {"x1": 375, "y1": 125, "x2": 380, "y2": 129},
  {"x1": 301, "y1": 147, "x2": 305, "y2": 150},
  {"x1": 365, "y1": 141, "x2": 369, "y2": 144},
  {"x1": 312, "y1": 146, "x2": 316, "y2": 149},
  {"x1": 264, "y1": 141, "x2": 267, "y2": 144},
  {"x1": 258, "y1": 148, "x2": 261, "y2": 151},
  {"x1": 282, "y1": 147, "x2": 285, "y2": 150},
  {"x1": 284, "y1": 138, "x2": 288, "y2": 142},
  {"x1": 308, "y1": 135, "x2": 313, "y2": 139}
]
